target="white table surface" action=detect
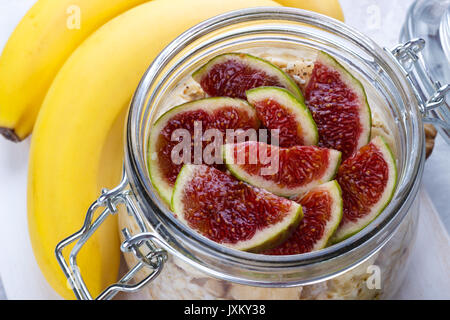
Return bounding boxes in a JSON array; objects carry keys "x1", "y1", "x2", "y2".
[{"x1": 0, "y1": 0, "x2": 449, "y2": 300}]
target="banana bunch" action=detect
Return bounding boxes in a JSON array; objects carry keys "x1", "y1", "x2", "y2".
[{"x1": 0, "y1": 0, "x2": 344, "y2": 299}]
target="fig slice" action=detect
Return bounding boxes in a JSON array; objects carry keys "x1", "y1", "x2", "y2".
[
  {"x1": 330, "y1": 136, "x2": 397, "y2": 243},
  {"x1": 246, "y1": 86, "x2": 318, "y2": 147},
  {"x1": 263, "y1": 180, "x2": 343, "y2": 255},
  {"x1": 223, "y1": 141, "x2": 341, "y2": 198},
  {"x1": 148, "y1": 97, "x2": 260, "y2": 204},
  {"x1": 192, "y1": 52, "x2": 302, "y2": 100},
  {"x1": 171, "y1": 164, "x2": 303, "y2": 253},
  {"x1": 304, "y1": 51, "x2": 371, "y2": 160}
]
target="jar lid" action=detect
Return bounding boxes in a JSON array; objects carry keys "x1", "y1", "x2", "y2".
[{"x1": 401, "y1": 0, "x2": 450, "y2": 143}]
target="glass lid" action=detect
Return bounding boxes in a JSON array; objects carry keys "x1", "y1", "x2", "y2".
[{"x1": 401, "y1": 0, "x2": 450, "y2": 143}]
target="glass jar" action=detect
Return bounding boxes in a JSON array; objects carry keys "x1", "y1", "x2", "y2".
[{"x1": 56, "y1": 7, "x2": 449, "y2": 300}]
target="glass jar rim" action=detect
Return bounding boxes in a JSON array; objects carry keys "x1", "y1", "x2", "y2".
[{"x1": 124, "y1": 7, "x2": 425, "y2": 285}]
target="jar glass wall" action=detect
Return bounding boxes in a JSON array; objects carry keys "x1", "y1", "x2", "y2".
[{"x1": 119, "y1": 194, "x2": 419, "y2": 299}]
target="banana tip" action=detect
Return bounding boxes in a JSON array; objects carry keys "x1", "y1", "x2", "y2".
[{"x1": 0, "y1": 127, "x2": 21, "y2": 142}]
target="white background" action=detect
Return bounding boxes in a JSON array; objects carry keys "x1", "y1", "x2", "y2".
[{"x1": 0, "y1": 0, "x2": 449, "y2": 299}]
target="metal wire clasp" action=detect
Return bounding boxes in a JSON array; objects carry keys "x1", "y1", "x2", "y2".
[
  {"x1": 55, "y1": 171, "x2": 167, "y2": 300},
  {"x1": 388, "y1": 38, "x2": 450, "y2": 133},
  {"x1": 424, "y1": 84, "x2": 450, "y2": 113},
  {"x1": 391, "y1": 38, "x2": 425, "y2": 72}
]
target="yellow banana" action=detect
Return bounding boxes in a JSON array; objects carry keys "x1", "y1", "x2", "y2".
[
  {"x1": 0, "y1": 0, "x2": 152, "y2": 142},
  {"x1": 28, "y1": 0, "x2": 281, "y2": 300},
  {"x1": 274, "y1": 0, "x2": 344, "y2": 21}
]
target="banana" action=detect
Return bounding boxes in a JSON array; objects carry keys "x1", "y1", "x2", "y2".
[
  {"x1": 0, "y1": 0, "x2": 152, "y2": 142},
  {"x1": 274, "y1": 0, "x2": 344, "y2": 21},
  {"x1": 28, "y1": 0, "x2": 281, "y2": 300}
]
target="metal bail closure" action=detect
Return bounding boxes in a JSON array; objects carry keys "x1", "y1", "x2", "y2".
[
  {"x1": 392, "y1": 38, "x2": 425, "y2": 72},
  {"x1": 389, "y1": 38, "x2": 450, "y2": 143},
  {"x1": 55, "y1": 171, "x2": 167, "y2": 300}
]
